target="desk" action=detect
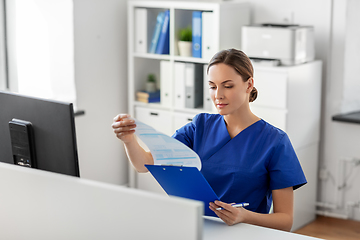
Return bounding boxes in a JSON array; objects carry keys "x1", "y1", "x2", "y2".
[
  {"x1": 203, "y1": 217, "x2": 322, "y2": 240},
  {"x1": 0, "y1": 162, "x2": 321, "y2": 240}
]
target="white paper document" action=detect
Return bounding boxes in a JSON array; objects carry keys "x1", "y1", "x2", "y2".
[{"x1": 134, "y1": 119, "x2": 202, "y2": 170}]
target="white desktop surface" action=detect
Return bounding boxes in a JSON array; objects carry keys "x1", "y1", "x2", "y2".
[
  {"x1": 203, "y1": 217, "x2": 322, "y2": 240},
  {"x1": 0, "y1": 162, "x2": 322, "y2": 240},
  {"x1": 0, "y1": 162, "x2": 203, "y2": 240}
]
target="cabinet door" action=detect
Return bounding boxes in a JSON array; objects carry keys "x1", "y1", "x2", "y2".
[
  {"x1": 250, "y1": 105, "x2": 287, "y2": 131},
  {"x1": 252, "y1": 70, "x2": 288, "y2": 109},
  {"x1": 173, "y1": 112, "x2": 197, "y2": 133},
  {"x1": 137, "y1": 172, "x2": 167, "y2": 195},
  {"x1": 160, "y1": 60, "x2": 172, "y2": 108},
  {"x1": 135, "y1": 106, "x2": 173, "y2": 136}
]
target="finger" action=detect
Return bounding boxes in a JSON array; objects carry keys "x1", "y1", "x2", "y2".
[
  {"x1": 113, "y1": 114, "x2": 130, "y2": 122},
  {"x1": 210, "y1": 201, "x2": 235, "y2": 209},
  {"x1": 113, "y1": 114, "x2": 122, "y2": 122},
  {"x1": 211, "y1": 201, "x2": 239, "y2": 220},
  {"x1": 214, "y1": 200, "x2": 235, "y2": 212},
  {"x1": 116, "y1": 130, "x2": 135, "y2": 138},
  {"x1": 122, "y1": 118, "x2": 135, "y2": 125},
  {"x1": 112, "y1": 119, "x2": 135, "y2": 128},
  {"x1": 113, "y1": 124, "x2": 137, "y2": 133},
  {"x1": 209, "y1": 202, "x2": 233, "y2": 218},
  {"x1": 209, "y1": 205, "x2": 234, "y2": 226},
  {"x1": 209, "y1": 201, "x2": 221, "y2": 209}
]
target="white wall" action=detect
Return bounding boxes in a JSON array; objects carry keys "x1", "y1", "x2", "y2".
[
  {"x1": 319, "y1": 0, "x2": 360, "y2": 220},
  {"x1": 0, "y1": 1, "x2": 6, "y2": 90},
  {"x1": 341, "y1": 0, "x2": 360, "y2": 113},
  {"x1": 6, "y1": 0, "x2": 76, "y2": 103},
  {"x1": 73, "y1": 0, "x2": 128, "y2": 185}
]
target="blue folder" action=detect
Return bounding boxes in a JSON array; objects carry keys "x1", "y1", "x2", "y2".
[
  {"x1": 192, "y1": 11, "x2": 202, "y2": 58},
  {"x1": 145, "y1": 164, "x2": 219, "y2": 216},
  {"x1": 149, "y1": 11, "x2": 165, "y2": 54},
  {"x1": 155, "y1": 10, "x2": 170, "y2": 54}
]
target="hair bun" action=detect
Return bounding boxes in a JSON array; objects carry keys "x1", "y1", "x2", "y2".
[{"x1": 249, "y1": 87, "x2": 258, "y2": 102}]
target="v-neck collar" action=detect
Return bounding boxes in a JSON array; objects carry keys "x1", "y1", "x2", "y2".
[{"x1": 221, "y1": 116, "x2": 263, "y2": 140}]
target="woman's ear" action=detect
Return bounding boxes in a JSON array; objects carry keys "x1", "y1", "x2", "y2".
[{"x1": 246, "y1": 77, "x2": 254, "y2": 93}]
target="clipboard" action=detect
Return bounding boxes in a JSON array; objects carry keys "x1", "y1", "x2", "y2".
[{"x1": 145, "y1": 164, "x2": 219, "y2": 216}]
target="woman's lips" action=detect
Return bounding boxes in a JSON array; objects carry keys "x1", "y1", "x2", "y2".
[{"x1": 216, "y1": 103, "x2": 228, "y2": 108}]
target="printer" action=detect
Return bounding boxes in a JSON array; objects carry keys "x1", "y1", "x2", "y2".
[{"x1": 241, "y1": 24, "x2": 315, "y2": 66}]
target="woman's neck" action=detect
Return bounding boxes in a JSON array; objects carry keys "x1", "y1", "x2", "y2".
[{"x1": 223, "y1": 107, "x2": 260, "y2": 138}]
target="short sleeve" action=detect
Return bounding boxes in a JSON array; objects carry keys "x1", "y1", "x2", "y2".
[
  {"x1": 171, "y1": 114, "x2": 199, "y2": 149},
  {"x1": 268, "y1": 133, "x2": 307, "y2": 191}
]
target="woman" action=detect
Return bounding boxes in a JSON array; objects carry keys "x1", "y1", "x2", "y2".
[{"x1": 112, "y1": 49, "x2": 306, "y2": 231}]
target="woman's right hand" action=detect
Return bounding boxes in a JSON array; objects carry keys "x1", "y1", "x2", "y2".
[{"x1": 112, "y1": 114, "x2": 137, "y2": 144}]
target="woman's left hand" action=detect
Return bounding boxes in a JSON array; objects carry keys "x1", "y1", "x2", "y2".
[{"x1": 209, "y1": 200, "x2": 247, "y2": 226}]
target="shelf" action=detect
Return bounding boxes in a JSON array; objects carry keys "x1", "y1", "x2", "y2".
[
  {"x1": 133, "y1": 53, "x2": 210, "y2": 64},
  {"x1": 173, "y1": 56, "x2": 209, "y2": 64},
  {"x1": 133, "y1": 53, "x2": 171, "y2": 60},
  {"x1": 332, "y1": 111, "x2": 360, "y2": 124},
  {"x1": 134, "y1": 101, "x2": 169, "y2": 110},
  {"x1": 174, "y1": 106, "x2": 209, "y2": 115},
  {"x1": 134, "y1": 101, "x2": 210, "y2": 115}
]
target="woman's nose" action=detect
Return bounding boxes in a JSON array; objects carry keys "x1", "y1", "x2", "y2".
[{"x1": 215, "y1": 88, "x2": 224, "y2": 99}]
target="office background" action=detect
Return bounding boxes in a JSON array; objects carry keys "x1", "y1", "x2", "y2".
[{"x1": 1, "y1": 0, "x2": 360, "y2": 222}]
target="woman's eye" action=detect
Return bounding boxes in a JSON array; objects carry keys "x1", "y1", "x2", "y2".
[
  {"x1": 224, "y1": 85, "x2": 233, "y2": 89},
  {"x1": 209, "y1": 86, "x2": 216, "y2": 90}
]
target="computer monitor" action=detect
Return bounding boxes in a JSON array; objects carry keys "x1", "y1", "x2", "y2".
[{"x1": 0, "y1": 91, "x2": 80, "y2": 177}]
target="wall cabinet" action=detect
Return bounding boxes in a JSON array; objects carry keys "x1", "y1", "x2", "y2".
[
  {"x1": 251, "y1": 61, "x2": 322, "y2": 149},
  {"x1": 251, "y1": 61, "x2": 323, "y2": 230},
  {"x1": 135, "y1": 106, "x2": 173, "y2": 135}
]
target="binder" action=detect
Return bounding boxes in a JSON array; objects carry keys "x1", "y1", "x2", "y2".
[
  {"x1": 149, "y1": 11, "x2": 165, "y2": 54},
  {"x1": 135, "y1": 8, "x2": 147, "y2": 53},
  {"x1": 203, "y1": 64, "x2": 213, "y2": 111},
  {"x1": 155, "y1": 10, "x2": 170, "y2": 54},
  {"x1": 160, "y1": 60, "x2": 172, "y2": 107},
  {"x1": 192, "y1": 11, "x2": 202, "y2": 58},
  {"x1": 185, "y1": 63, "x2": 203, "y2": 109},
  {"x1": 202, "y1": 11, "x2": 215, "y2": 61},
  {"x1": 174, "y1": 62, "x2": 186, "y2": 109},
  {"x1": 145, "y1": 165, "x2": 219, "y2": 216}
]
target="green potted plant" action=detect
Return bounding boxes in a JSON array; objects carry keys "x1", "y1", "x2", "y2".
[
  {"x1": 145, "y1": 73, "x2": 157, "y2": 93},
  {"x1": 178, "y1": 27, "x2": 192, "y2": 57}
]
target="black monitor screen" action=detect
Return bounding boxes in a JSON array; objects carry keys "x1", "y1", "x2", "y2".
[{"x1": 0, "y1": 91, "x2": 80, "y2": 177}]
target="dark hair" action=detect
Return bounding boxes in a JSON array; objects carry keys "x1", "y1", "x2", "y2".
[{"x1": 207, "y1": 48, "x2": 258, "y2": 102}]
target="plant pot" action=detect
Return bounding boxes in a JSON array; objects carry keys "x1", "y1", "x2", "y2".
[
  {"x1": 178, "y1": 41, "x2": 192, "y2": 57},
  {"x1": 145, "y1": 82, "x2": 157, "y2": 93}
]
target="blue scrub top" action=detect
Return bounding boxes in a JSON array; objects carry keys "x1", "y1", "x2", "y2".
[{"x1": 172, "y1": 113, "x2": 307, "y2": 217}]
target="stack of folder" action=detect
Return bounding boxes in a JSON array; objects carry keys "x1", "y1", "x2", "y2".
[
  {"x1": 173, "y1": 62, "x2": 203, "y2": 109},
  {"x1": 153, "y1": 10, "x2": 170, "y2": 54},
  {"x1": 192, "y1": 11, "x2": 216, "y2": 60},
  {"x1": 135, "y1": 8, "x2": 170, "y2": 54},
  {"x1": 136, "y1": 90, "x2": 160, "y2": 103},
  {"x1": 135, "y1": 9, "x2": 216, "y2": 59}
]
